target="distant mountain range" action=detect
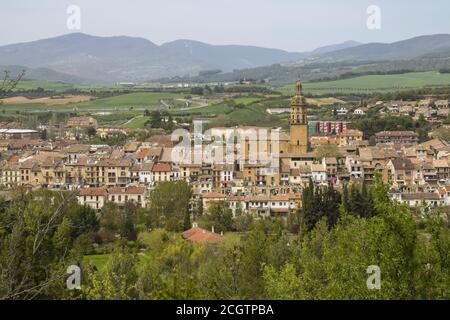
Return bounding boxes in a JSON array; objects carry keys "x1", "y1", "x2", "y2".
[
  {"x1": 1, "y1": 33, "x2": 450, "y2": 84},
  {"x1": 313, "y1": 34, "x2": 450, "y2": 62},
  {"x1": 0, "y1": 33, "x2": 308, "y2": 83},
  {"x1": 310, "y1": 40, "x2": 361, "y2": 55}
]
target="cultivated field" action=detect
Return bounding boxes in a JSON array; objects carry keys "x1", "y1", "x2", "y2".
[
  {"x1": 279, "y1": 71, "x2": 450, "y2": 94},
  {"x1": 2, "y1": 95, "x2": 94, "y2": 105},
  {"x1": 0, "y1": 92, "x2": 193, "y2": 112}
]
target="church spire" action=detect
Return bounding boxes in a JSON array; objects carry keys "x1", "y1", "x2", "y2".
[
  {"x1": 289, "y1": 79, "x2": 309, "y2": 154},
  {"x1": 296, "y1": 80, "x2": 302, "y2": 97},
  {"x1": 291, "y1": 80, "x2": 304, "y2": 107}
]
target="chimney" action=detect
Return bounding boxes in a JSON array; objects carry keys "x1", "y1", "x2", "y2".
[
  {"x1": 211, "y1": 226, "x2": 215, "y2": 233},
  {"x1": 192, "y1": 222, "x2": 198, "y2": 228}
]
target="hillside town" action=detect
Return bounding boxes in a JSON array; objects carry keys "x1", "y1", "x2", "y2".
[
  {"x1": 3, "y1": 0, "x2": 450, "y2": 303},
  {"x1": 1, "y1": 82, "x2": 450, "y2": 219}
]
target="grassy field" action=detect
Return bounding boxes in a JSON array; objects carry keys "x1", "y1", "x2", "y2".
[
  {"x1": 170, "y1": 103, "x2": 233, "y2": 116},
  {"x1": 13, "y1": 80, "x2": 76, "y2": 91},
  {"x1": 124, "y1": 116, "x2": 151, "y2": 128},
  {"x1": 279, "y1": 71, "x2": 450, "y2": 94},
  {"x1": 95, "y1": 111, "x2": 140, "y2": 126},
  {"x1": 7, "y1": 71, "x2": 449, "y2": 127},
  {"x1": 0, "y1": 92, "x2": 191, "y2": 112},
  {"x1": 69, "y1": 92, "x2": 189, "y2": 110},
  {"x1": 233, "y1": 97, "x2": 263, "y2": 105},
  {"x1": 13, "y1": 80, "x2": 122, "y2": 92},
  {"x1": 83, "y1": 254, "x2": 111, "y2": 271}
]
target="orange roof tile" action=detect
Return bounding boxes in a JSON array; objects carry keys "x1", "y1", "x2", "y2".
[
  {"x1": 79, "y1": 188, "x2": 107, "y2": 196},
  {"x1": 182, "y1": 227, "x2": 223, "y2": 243},
  {"x1": 151, "y1": 162, "x2": 172, "y2": 172}
]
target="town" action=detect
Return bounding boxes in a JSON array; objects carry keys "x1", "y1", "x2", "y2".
[
  {"x1": 1, "y1": 1, "x2": 450, "y2": 301},
  {"x1": 1, "y1": 82, "x2": 449, "y2": 220}
]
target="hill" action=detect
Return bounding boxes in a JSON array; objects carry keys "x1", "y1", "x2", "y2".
[
  {"x1": 3, "y1": 33, "x2": 450, "y2": 85},
  {"x1": 0, "y1": 33, "x2": 305, "y2": 83},
  {"x1": 311, "y1": 40, "x2": 362, "y2": 55},
  {"x1": 279, "y1": 71, "x2": 450, "y2": 95},
  {"x1": 314, "y1": 34, "x2": 450, "y2": 62},
  {"x1": 0, "y1": 65, "x2": 89, "y2": 84}
]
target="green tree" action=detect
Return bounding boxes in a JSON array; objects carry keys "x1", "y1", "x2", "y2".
[
  {"x1": 83, "y1": 245, "x2": 139, "y2": 300},
  {"x1": 0, "y1": 189, "x2": 87, "y2": 299},
  {"x1": 86, "y1": 127, "x2": 97, "y2": 137},
  {"x1": 146, "y1": 181, "x2": 192, "y2": 231},
  {"x1": 263, "y1": 263, "x2": 301, "y2": 300},
  {"x1": 200, "y1": 201, "x2": 233, "y2": 233}
]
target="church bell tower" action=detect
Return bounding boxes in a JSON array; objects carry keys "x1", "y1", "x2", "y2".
[{"x1": 289, "y1": 80, "x2": 308, "y2": 154}]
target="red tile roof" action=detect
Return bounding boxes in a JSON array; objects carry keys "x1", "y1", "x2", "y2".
[
  {"x1": 375, "y1": 131, "x2": 418, "y2": 137},
  {"x1": 202, "y1": 192, "x2": 226, "y2": 199},
  {"x1": 340, "y1": 130, "x2": 363, "y2": 137},
  {"x1": 151, "y1": 162, "x2": 172, "y2": 172},
  {"x1": 182, "y1": 227, "x2": 223, "y2": 243},
  {"x1": 136, "y1": 148, "x2": 151, "y2": 160},
  {"x1": 108, "y1": 186, "x2": 146, "y2": 194},
  {"x1": 146, "y1": 135, "x2": 174, "y2": 147},
  {"x1": 79, "y1": 188, "x2": 107, "y2": 196}
]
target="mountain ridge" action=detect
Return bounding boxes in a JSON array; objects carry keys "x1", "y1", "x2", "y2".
[
  {"x1": 1, "y1": 33, "x2": 449, "y2": 84},
  {"x1": 0, "y1": 33, "x2": 307, "y2": 83}
]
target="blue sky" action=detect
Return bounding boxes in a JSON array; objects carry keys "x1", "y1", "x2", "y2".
[{"x1": 1, "y1": 0, "x2": 449, "y2": 51}]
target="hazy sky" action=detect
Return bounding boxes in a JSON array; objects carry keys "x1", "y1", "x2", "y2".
[{"x1": 1, "y1": 0, "x2": 449, "y2": 51}]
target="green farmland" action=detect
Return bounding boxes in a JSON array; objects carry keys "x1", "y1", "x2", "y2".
[
  {"x1": 0, "y1": 92, "x2": 191, "y2": 112},
  {"x1": 279, "y1": 71, "x2": 450, "y2": 95},
  {"x1": 69, "y1": 92, "x2": 189, "y2": 110},
  {"x1": 12, "y1": 79, "x2": 122, "y2": 92}
]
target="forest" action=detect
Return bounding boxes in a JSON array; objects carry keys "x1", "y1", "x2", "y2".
[{"x1": 0, "y1": 174, "x2": 449, "y2": 300}]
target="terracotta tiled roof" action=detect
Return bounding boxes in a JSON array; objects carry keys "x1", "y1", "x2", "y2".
[
  {"x1": 289, "y1": 193, "x2": 301, "y2": 200},
  {"x1": 107, "y1": 186, "x2": 146, "y2": 194},
  {"x1": 136, "y1": 148, "x2": 151, "y2": 160},
  {"x1": 64, "y1": 144, "x2": 91, "y2": 153},
  {"x1": 390, "y1": 158, "x2": 415, "y2": 171},
  {"x1": 136, "y1": 162, "x2": 154, "y2": 171},
  {"x1": 226, "y1": 195, "x2": 245, "y2": 201},
  {"x1": 340, "y1": 130, "x2": 363, "y2": 137},
  {"x1": 97, "y1": 158, "x2": 132, "y2": 167},
  {"x1": 79, "y1": 188, "x2": 107, "y2": 197},
  {"x1": 7, "y1": 155, "x2": 20, "y2": 163},
  {"x1": 270, "y1": 194, "x2": 290, "y2": 201},
  {"x1": 151, "y1": 162, "x2": 172, "y2": 172},
  {"x1": 203, "y1": 192, "x2": 226, "y2": 199},
  {"x1": 136, "y1": 147, "x2": 162, "y2": 160},
  {"x1": 124, "y1": 141, "x2": 141, "y2": 153},
  {"x1": 245, "y1": 195, "x2": 270, "y2": 202},
  {"x1": 19, "y1": 160, "x2": 37, "y2": 170},
  {"x1": 182, "y1": 227, "x2": 223, "y2": 243},
  {"x1": 310, "y1": 164, "x2": 326, "y2": 172},
  {"x1": 66, "y1": 116, "x2": 97, "y2": 127},
  {"x1": 146, "y1": 135, "x2": 174, "y2": 147},
  {"x1": 433, "y1": 159, "x2": 449, "y2": 168},
  {"x1": 375, "y1": 131, "x2": 418, "y2": 137},
  {"x1": 323, "y1": 157, "x2": 337, "y2": 164}
]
